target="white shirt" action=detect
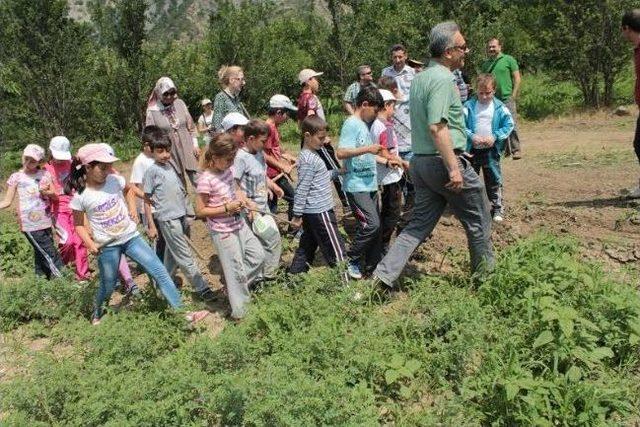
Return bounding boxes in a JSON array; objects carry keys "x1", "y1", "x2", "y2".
[
  {"x1": 129, "y1": 153, "x2": 155, "y2": 213},
  {"x1": 70, "y1": 174, "x2": 138, "y2": 247},
  {"x1": 475, "y1": 101, "x2": 495, "y2": 138},
  {"x1": 370, "y1": 118, "x2": 403, "y2": 186},
  {"x1": 382, "y1": 65, "x2": 415, "y2": 152}
]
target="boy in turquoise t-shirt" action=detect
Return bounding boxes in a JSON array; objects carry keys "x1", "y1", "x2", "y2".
[{"x1": 337, "y1": 86, "x2": 389, "y2": 279}]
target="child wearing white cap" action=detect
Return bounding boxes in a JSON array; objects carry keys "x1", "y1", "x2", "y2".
[
  {"x1": 221, "y1": 112, "x2": 250, "y2": 148},
  {"x1": 369, "y1": 90, "x2": 407, "y2": 252},
  {"x1": 0, "y1": 144, "x2": 64, "y2": 279},
  {"x1": 40, "y1": 136, "x2": 91, "y2": 281}
]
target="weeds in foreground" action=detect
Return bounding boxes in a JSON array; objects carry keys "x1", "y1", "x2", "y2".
[{"x1": 0, "y1": 234, "x2": 638, "y2": 425}]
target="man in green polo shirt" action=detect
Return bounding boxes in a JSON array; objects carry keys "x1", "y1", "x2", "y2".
[
  {"x1": 481, "y1": 37, "x2": 522, "y2": 159},
  {"x1": 373, "y1": 21, "x2": 494, "y2": 289}
]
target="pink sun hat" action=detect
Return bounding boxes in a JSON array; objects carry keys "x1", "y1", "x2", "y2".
[{"x1": 77, "y1": 143, "x2": 120, "y2": 165}]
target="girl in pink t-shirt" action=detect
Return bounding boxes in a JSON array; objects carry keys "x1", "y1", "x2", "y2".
[
  {"x1": 41, "y1": 136, "x2": 91, "y2": 281},
  {"x1": 196, "y1": 133, "x2": 265, "y2": 319},
  {"x1": 0, "y1": 144, "x2": 64, "y2": 279}
]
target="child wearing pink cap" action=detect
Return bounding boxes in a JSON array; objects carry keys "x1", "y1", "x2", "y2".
[
  {"x1": 0, "y1": 144, "x2": 64, "y2": 279},
  {"x1": 67, "y1": 143, "x2": 208, "y2": 325}
]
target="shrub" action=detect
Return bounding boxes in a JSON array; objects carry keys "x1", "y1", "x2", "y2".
[
  {"x1": 0, "y1": 220, "x2": 33, "y2": 277},
  {"x1": 1, "y1": 234, "x2": 639, "y2": 425},
  {"x1": 0, "y1": 273, "x2": 96, "y2": 331}
]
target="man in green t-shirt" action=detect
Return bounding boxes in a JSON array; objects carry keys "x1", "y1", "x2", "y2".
[
  {"x1": 481, "y1": 37, "x2": 522, "y2": 159},
  {"x1": 373, "y1": 21, "x2": 494, "y2": 289}
]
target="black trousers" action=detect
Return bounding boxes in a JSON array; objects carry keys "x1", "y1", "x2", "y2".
[
  {"x1": 289, "y1": 209, "x2": 346, "y2": 274},
  {"x1": 268, "y1": 175, "x2": 295, "y2": 220},
  {"x1": 24, "y1": 228, "x2": 64, "y2": 279},
  {"x1": 380, "y1": 182, "x2": 402, "y2": 250}
]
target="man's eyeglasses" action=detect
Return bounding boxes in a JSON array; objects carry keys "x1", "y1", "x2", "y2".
[{"x1": 452, "y1": 44, "x2": 469, "y2": 53}]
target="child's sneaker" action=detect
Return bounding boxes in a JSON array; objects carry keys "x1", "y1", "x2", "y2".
[
  {"x1": 91, "y1": 316, "x2": 102, "y2": 326},
  {"x1": 123, "y1": 280, "x2": 140, "y2": 297},
  {"x1": 492, "y1": 213, "x2": 504, "y2": 222},
  {"x1": 347, "y1": 261, "x2": 363, "y2": 280},
  {"x1": 196, "y1": 287, "x2": 217, "y2": 302}
]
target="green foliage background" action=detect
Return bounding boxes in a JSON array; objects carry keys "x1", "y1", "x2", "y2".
[{"x1": 0, "y1": 0, "x2": 637, "y2": 168}]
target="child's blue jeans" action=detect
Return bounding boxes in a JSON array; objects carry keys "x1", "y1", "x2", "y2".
[{"x1": 94, "y1": 235, "x2": 182, "y2": 318}]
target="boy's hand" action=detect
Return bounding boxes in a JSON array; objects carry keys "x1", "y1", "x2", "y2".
[
  {"x1": 147, "y1": 226, "x2": 158, "y2": 240},
  {"x1": 367, "y1": 145, "x2": 383, "y2": 155},
  {"x1": 483, "y1": 136, "x2": 495, "y2": 147},
  {"x1": 272, "y1": 185, "x2": 284, "y2": 199},
  {"x1": 388, "y1": 158, "x2": 403, "y2": 168},
  {"x1": 471, "y1": 134, "x2": 484, "y2": 148},
  {"x1": 290, "y1": 216, "x2": 302, "y2": 230}
]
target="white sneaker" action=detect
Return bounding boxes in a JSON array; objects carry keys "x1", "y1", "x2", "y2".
[
  {"x1": 627, "y1": 186, "x2": 640, "y2": 199},
  {"x1": 493, "y1": 214, "x2": 504, "y2": 222}
]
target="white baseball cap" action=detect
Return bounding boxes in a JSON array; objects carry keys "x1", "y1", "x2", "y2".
[
  {"x1": 221, "y1": 112, "x2": 249, "y2": 132},
  {"x1": 201, "y1": 98, "x2": 212, "y2": 106},
  {"x1": 298, "y1": 68, "x2": 323, "y2": 85},
  {"x1": 22, "y1": 144, "x2": 45, "y2": 162},
  {"x1": 269, "y1": 94, "x2": 298, "y2": 111},
  {"x1": 379, "y1": 89, "x2": 396, "y2": 102},
  {"x1": 49, "y1": 136, "x2": 72, "y2": 160}
]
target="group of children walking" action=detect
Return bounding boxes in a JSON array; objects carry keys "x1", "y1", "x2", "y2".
[{"x1": 0, "y1": 69, "x2": 513, "y2": 324}]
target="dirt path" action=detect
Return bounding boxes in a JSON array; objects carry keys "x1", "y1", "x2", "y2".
[{"x1": 130, "y1": 110, "x2": 640, "y2": 317}]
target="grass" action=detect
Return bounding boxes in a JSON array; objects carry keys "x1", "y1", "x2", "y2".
[
  {"x1": 537, "y1": 147, "x2": 635, "y2": 170},
  {"x1": 1, "y1": 233, "x2": 639, "y2": 425}
]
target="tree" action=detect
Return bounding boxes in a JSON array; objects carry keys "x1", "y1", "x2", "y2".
[
  {"x1": 0, "y1": 0, "x2": 98, "y2": 148},
  {"x1": 89, "y1": 0, "x2": 148, "y2": 131},
  {"x1": 531, "y1": 0, "x2": 634, "y2": 107}
]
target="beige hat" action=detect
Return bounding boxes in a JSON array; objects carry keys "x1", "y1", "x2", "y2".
[{"x1": 298, "y1": 68, "x2": 323, "y2": 85}]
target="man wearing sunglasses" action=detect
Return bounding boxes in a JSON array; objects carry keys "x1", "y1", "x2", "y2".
[
  {"x1": 343, "y1": 65, "x2": 375, "y2": 115},
  {"x1": 373, "y1": 21, "x2": 494, "y2": 289},
  {"x1": 481, "y1": 37, "x2": 522, "y2": 159}
]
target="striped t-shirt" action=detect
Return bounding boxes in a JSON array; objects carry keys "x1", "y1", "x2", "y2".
[
  {"x1": 293, "y1": 148, "x2": 336, "y2": 216},
  {"x1": 196, "y1": 168, "x2": 243, "y2": 233}
]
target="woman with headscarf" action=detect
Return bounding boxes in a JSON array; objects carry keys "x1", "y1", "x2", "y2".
[
  {"x1": 212, "y1": 65, "x2": 250, "y2": 132},
  {"x1": 145, "y1": 77, "x2": 200, "y2": 187}
]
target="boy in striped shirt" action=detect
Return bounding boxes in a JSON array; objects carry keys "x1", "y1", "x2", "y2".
[{"x1": 288, "y1": 116, "x2": 347, "y2": 276}]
